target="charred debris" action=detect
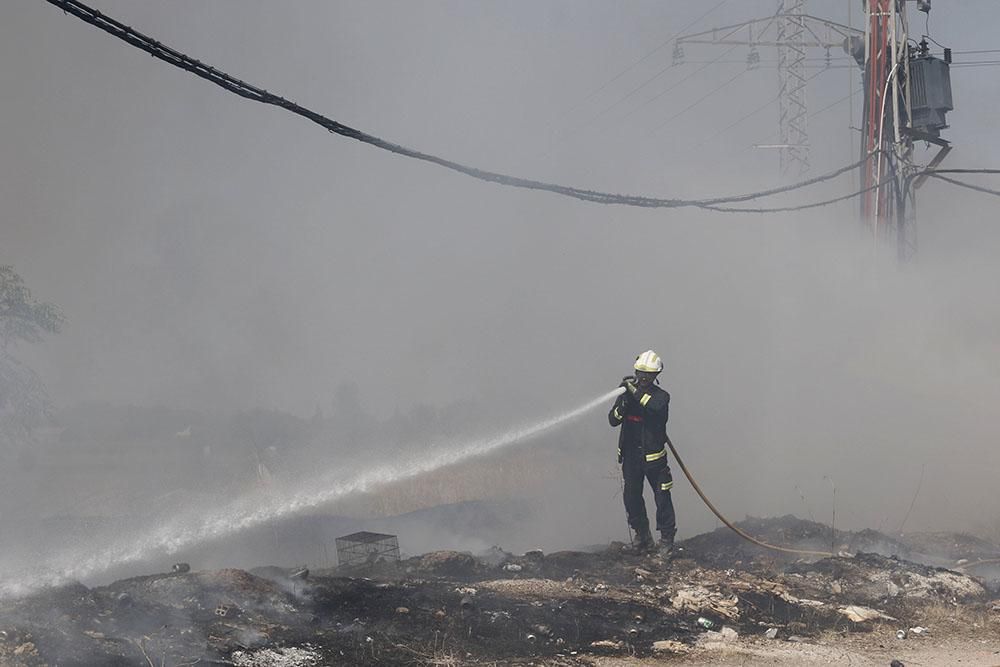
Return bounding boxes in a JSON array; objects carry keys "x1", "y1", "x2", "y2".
[{"x1": 0, "y1": 515, "x2": 998, "y2": 666}]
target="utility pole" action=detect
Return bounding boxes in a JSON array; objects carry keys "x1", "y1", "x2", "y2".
[
  {"x1": 675, "y1": 1, "x2": 862, "y2": 176},
  {"x1": 855, "y1": 0, "x2": 952, "y2": 261}
]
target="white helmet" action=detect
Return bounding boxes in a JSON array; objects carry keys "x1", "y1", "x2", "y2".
[{"x1": 634, "y1": 350, "x2": 663, "y2": 374}]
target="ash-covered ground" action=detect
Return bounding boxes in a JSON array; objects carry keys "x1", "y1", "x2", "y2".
[{"x1": 1, "y1": 516, "x2": 998, "y2": 666}]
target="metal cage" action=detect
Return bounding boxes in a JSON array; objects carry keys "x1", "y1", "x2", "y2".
[{"x1": 334, "y1": 531, "x2": 400, "y2": 567}]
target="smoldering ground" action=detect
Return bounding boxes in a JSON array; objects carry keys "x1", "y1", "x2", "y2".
[{"x1": 1, "y1": 0, "x2": 999, "y2": 594}]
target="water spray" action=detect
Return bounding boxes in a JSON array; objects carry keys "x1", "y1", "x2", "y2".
[{"x1": 0, "y1": 388, "x2": 625, "y2": 597}]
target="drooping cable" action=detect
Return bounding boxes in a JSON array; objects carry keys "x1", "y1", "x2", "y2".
[
  {"x1": 922, "y1": 173, "x2": 1000, "y2": 197},
  {"x1": 700, "y1": 177, "x2": 890, "y2": 214},
  {"x1": 45, "y1": 0, "x2": 873, "y2": 213}
]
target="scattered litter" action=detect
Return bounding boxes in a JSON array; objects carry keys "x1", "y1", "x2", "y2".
[
  {"x1": 0, "y1": 514, "x2": 991, "y2": 665},
  {"x1": 13, "y1": 643, "x2": 37, "y2": 656},
  {"x1": 672, "y1": 587, "x2": 739, "y2": 620},
  {"x1": 532, "y1": 624, "x2": 551, "y2": 637},
  {"x1": 503, "y1": 563, "x2": 523, "y2": 573},
  {"x1": 838, "y1": 604, "x2": 896, "y2": 623},
  {"x1": 896, "y1": 629, "x2": 907, "y2": 639},
  {"x1": 652, "y1": 639, "x2": 690, "y2": 653},
  {"x1": 230, "y1": 646, "x2": 321, "y2": 667}
]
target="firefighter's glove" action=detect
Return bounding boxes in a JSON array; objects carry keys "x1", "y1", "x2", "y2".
[{"x1": 620, "y1": 375, "x2": 638, "y2": 396}]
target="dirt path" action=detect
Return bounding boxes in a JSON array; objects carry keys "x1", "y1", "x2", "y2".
[{"x1": 594, "y1": 632, "x2": 1000, "y2": 666}]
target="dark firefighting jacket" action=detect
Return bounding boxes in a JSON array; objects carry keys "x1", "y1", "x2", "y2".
[{"x1": 608, "y1": 385, "x2": 670, "y2": 464}]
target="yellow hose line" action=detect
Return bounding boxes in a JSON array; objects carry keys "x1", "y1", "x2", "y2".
[{"x1": 665, "y1": 433, "x2": 834, "y2": 558}]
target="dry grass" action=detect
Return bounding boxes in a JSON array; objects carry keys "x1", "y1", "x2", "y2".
[{"x1": 911, "y1": 600, "x2": 994, "y2": 631}]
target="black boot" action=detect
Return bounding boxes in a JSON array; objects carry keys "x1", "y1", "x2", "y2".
[
  {"x1": 659, "y1": 532, "x2": 675, "y2": 560},
  {"x1": 627, "y1": 528, "x2": 655, "y2": 555}
]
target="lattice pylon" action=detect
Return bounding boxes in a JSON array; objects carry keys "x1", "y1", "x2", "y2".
[{"x1": 777, "y1": 0, "x2": 810, "y2": 175}]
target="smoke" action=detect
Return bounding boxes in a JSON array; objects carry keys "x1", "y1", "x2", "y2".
[
  {"x1": 0, "y1": 0, "x2": 998, "y2": 599},
  {"x1": 0, "y1": 389, "x2": 619, "y2": 596}
]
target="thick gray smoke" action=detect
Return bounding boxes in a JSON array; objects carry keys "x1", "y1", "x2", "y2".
[{"x1": 2, "y1": 0, "x2": 999, "y2": 591}]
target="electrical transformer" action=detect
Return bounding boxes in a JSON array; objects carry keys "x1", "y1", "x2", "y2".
[{"x1": 908, "y1": 55, "x2": 953, "y2": 137}]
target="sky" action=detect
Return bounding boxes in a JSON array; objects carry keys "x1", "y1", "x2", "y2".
[{"x1": 2, "y1": 0, "x2": 1000, "y2": 550}]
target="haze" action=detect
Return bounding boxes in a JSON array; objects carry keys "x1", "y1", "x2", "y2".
[{"x1": 1, "y1": 1, "x2": 998, "y2": 584}]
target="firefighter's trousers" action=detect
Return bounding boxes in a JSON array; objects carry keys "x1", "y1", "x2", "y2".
[{"x1": 622, "y1": 450, "x2": 676, "y2": 538}]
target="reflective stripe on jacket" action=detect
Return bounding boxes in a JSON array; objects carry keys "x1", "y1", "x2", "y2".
[{"x1": 609, "y1": 385, "x2": 670, "y2": 462}]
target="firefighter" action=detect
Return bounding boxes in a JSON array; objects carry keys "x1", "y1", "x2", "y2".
[{"x1": 609, "y1": 350, "x2": 676, "y2": 558}]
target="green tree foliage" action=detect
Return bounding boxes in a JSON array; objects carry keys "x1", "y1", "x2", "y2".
[{"x1": 0, "y1": 266, "x2": 64, "y2": 451}]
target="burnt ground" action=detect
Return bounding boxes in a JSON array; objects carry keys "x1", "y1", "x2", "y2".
[{"x1": 1, "y1": 516, "x2": 998, "y2": 666}]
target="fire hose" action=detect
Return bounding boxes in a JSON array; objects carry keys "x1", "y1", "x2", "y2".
[
  {"x1": 663, "y1": 432, "x2": 834, "y2": 558},
  {"x1": 614, "y1": 385, "x2": 833, "y2": 558},
  {"x1": 621, "y1": 390, "x2": 1000, "y2": 566},
  {"x1": 666, "y1": 434, "x2": 1000, "y2": 569}
]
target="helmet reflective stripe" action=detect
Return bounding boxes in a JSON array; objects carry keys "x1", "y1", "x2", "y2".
[{"x1": 634, "y1": 350, "x2": 663, "y2": 373}]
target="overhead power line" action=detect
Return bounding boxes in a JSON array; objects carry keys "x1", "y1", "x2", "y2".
[
  {"x1": 702, "y1": 178, "x2": 892, "y2": 214},
  {"x1": 694, "y1": 69, "x2": 834, "y2": 150},
  {"x1": 544, "y1": 44, "x2": 742, "y2": 157},
  {"x1": 917, "y1": 169, "x2": 1000, "y2": 198},
  {"x1": 652, "y1": 68, "x2": 749, "y2": 134},
  {"x1": 45, "y1": 0, "x2": 874, "y2": 214},
  {"x1": 552, "y1": 0, "x2": 730, "y2": 123}
]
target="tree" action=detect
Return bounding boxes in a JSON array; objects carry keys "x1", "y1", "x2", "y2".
[
  {"x1": 0, "y1": 266, "x2": 64, "y2": 351},
  {"x1": 0, "y1": 266, "x2": 64, "y2": 452}
]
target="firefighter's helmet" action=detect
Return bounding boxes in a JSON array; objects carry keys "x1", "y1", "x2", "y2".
[{"x1": 634, "y1": 350, "x2": 663, "y2": 374}]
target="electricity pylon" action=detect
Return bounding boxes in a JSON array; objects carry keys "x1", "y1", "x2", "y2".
[{"x1": 675, "y1": 1, "x2": 861, "y2": 176}]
